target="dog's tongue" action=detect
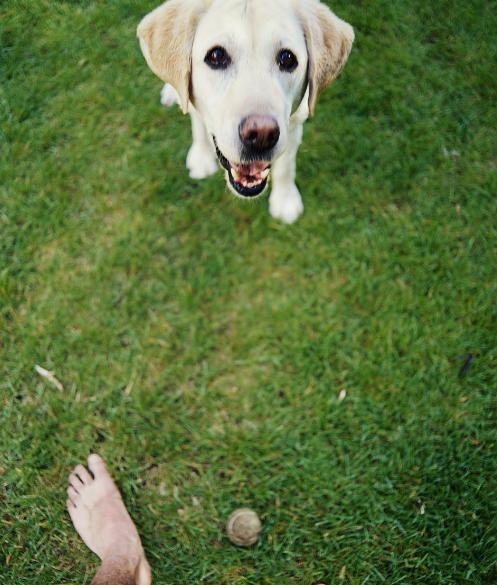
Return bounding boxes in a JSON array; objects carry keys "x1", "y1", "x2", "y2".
[{"x1": 233, "y1": 161, "x2": 269, "y2": 176}]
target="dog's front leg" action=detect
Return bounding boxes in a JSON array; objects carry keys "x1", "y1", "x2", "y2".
[
  {"x1": 269, "y1": 123, "x2": 304, "y2": 224},
  {"x1": 186, "y1": 108, "x2": 218, "y2": 180}
]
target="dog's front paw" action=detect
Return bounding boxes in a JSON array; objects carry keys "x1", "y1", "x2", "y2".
[
  {"x1": 269, "y1": 184, "x2": 304, "y2": 224},
  {"x1": 186, "y1": 144, "x2": 219, "y2": 179},
  {"x1": 160, "y1": 84, "x2": 179, "y2": 107}
]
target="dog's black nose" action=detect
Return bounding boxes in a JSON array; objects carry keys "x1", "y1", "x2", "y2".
[{"x1": 239, "y1": 115, "x2": 280, "y2": 154}]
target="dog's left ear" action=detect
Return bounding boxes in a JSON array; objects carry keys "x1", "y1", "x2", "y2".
[
  {"x1": 137, "y1": 0, "x2": 209, "y2": 114},
  {"x1": 298, "y1": 0, "x2": 354, "y2": 116}
]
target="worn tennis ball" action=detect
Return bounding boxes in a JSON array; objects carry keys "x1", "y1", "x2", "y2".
[{"x1": 226, "y1": 508, "x2": 262, "y2": 546}]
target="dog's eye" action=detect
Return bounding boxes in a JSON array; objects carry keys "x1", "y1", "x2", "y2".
[
  {"x1": 277, "y1": 49, "x2": 298, "y2": 73},
  {"x1": 204, "y1": 46, "x2": 231, "y2": 70}
]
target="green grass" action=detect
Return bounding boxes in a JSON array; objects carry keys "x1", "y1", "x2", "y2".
[{"x1": 1, "y1": 0, "x2": 496, "y2": 583}]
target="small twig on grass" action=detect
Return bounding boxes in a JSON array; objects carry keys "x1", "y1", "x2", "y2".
[
  {"x1": 458, "y1": 353, "x2": 474, "y2": 378},
  {"x1": 34, "y1": 364, "x2": 64, "y2": 391}
]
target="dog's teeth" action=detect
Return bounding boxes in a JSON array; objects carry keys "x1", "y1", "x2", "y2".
[
  {"x1": 231, "y1": 168, "x2": 240, "y2": 181},
  {"x1": 261, "y1": 168, "x2": 270, "y2": 179}
]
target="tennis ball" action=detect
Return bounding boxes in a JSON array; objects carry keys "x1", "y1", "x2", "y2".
[{"x1": 226, "y1": 508, "x2": 262, "y2": 546}]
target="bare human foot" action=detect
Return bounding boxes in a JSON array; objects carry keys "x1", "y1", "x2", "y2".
[{"x1": 67, "y1": 454, "x2": 151, "y2": 585}]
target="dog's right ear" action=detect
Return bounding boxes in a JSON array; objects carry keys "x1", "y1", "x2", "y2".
[{"x1": 137, "y1": 0, "x2": 208, "y2": 114}]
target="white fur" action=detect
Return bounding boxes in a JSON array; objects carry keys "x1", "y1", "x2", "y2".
[
  {"x1": 160, "y1": 83, "x2": 179, "y2": 107},
  {"x1": 139, "y1": 0, "x2": 353, "y2": 224}
]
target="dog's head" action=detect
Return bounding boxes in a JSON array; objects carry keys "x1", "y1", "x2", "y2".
[{"x1": 138, "y1": 0, "x2": 354, "y2": 198}]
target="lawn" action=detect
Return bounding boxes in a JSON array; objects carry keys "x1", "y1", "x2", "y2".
[{"x1": 1, "y1": 0, "x2": 496, "y2": 583}]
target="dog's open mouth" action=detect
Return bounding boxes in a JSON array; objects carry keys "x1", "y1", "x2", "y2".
[{"x1": 214, "y1": 138, "x2": 270, "y2": 198}]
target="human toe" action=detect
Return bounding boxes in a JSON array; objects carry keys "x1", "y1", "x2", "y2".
[
  {"x1": 88, "y1": 454, "x2": 111, "y2": 480},
  {"x1": 67, "y1": 485, "x2": 80, "y2": 506},
  {"x1": 74, "y1": 464, "x2": 93, "y2": 484}
]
